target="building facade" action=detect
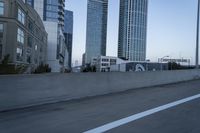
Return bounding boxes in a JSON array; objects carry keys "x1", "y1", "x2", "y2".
[
  {"x1": 85, "y1": 0, "x2": 108, "y2": 64},
  {"x1": 26, "y1": 0, "x2": 69, "y2": 72},
  {"x1": 0, "y1": 0, "x2": 47, "y2": 69},
  {"x1": 111, "y1": 62, "x2": 168, "y2": 72},
  {"x1": 64, "y1": 10, "x2": 73, "y2": 69},
  {"x1": 118, "y1": 0, "x2": 148, "y2": 61},
  {"x1": 93, "y1": 56, "x2": 126, "y2": 72}
]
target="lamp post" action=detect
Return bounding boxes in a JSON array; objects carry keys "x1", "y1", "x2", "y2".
[
  {"x1": 196, "y1": 0, "x2": 200, "y2": 69},
  {"x1": 160, "y1": 56, "x2": 169, "y2": 71}
]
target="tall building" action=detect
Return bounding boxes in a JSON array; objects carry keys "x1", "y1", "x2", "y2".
[
  {"x1": 118, "y1": 0, "x2": 148, "y2": 61},
  {"x1": 26, "y1": 0, "x2": 69, "y2": 72},
  {"x1": 64, "y1": 10, "x2": 73, "y2": 69},
  {"x1": 0, "y1": 0, "x2": 47, "y2": 68},
  {"x1": 85, "y1": 0, "x2": 108, "y2": 64}
]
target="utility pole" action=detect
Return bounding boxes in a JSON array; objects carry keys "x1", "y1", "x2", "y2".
[{"x1": 196, "y1": 0, "x2": 200, "y2": 69}]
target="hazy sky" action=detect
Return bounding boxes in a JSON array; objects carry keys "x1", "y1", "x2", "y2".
[{"x1": 65, "y1": 0, "x2": 198, "y2": 66}]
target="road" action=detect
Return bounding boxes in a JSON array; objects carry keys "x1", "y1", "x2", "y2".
[{"x1": 0, "y1": 79, "x2": 200, "y2": 133}]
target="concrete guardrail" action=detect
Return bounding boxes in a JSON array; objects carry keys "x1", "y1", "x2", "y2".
[{"x1": 0, "y1": 69, "x2": 200, "y2": 112}]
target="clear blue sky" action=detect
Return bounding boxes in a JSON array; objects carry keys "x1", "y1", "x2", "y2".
[{"x1": 65, "y1": 0, "x2": 198, "y2": 66}]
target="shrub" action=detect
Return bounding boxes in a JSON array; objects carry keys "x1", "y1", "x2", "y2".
[{"x1": 33, "y1": 63, "x2": 51, "y2": 74}]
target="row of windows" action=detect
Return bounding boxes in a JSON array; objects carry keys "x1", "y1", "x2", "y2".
[
  {"x1": 102, "y1": 63, "x2": 109, "y2": 66},
  {"x1": 0, "y1": 23, "x2": 3, "y2": 32},
  {"x1": 46, "y1": 12, "x2": 58, "y2": 19},
  {"x1": 16, "y1": 46, "x2": 44, "y2": 63},
  {"x1": 26, "y1": 0, "x2": 34, "y2": 7},
  {"x1": 0, "y1": 2, "x2": 4, "y2": 15},
  {"x1": 46, "y1": 0, "x2": 58, "y2": 6},
  {"x1": 17, "y1": 7, "x2": 46, "y2": 43},
  {"x1": 102, "y1": 58, "x2": 109, "y2": 62},
  {"x1": 17, "y1": 28, "x2": 24, "y2": 44},
  {"x1": 99, "y1": 58, "x2": 117, "y2": 65},
  {"x1": 46, "y1": 5, "x2": 58, "y2": 12},
  {"x1": 17, "y1": 28, "x2": 44, "y2": 48}
]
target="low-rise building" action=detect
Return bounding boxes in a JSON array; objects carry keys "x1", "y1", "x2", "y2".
[
  {"x1": 87, "y1": 55, "x2": 169, "y2": 72},
  {"x1": 94, "y1": 56, "x2": 127, "y2": 72},
  {"x1": 111, "y1": 62, "x2": 169, "y2": 72},
  {"x1": 0, "y1": 0, "x2": 47, "y2": 70}
]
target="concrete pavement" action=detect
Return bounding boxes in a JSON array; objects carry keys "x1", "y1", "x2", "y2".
[{"x1": 0, "y1": 79, "x2": 200, "y2": 133}]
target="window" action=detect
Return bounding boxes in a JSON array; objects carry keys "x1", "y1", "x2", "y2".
[
  {"x1": 35, "y1": 45, "x2": 37, "y2": 51},
  {"x1": 16, "y1": 47, "x2": 23, "y2": 61},
  {"x1": 18, "y1": 8, "x2": 25, "y2": 25},
  {"x1": 17, "y1": 28, "x2": 24, "y2": 44},
  {"x1": 102, "y1": 63, "x2": 109, "y2": 66},
  {"x1": 28, "y1": 20, "x2": 33, "y2": 32},
  {"x1": 0, "y1": 23, "x2": 3, "y2": 32},
  {"x1": 40, "y1": 45, "x2": 43, "y2": 52},
  {"x1": 110, "y1": 59, "x2": 117, "y2": 65},
  {"x1": 26, "y1": 0, "x2": 34, "y2": 7},
  {"x1": 26, "y1": 48, "x2": 31, "y2": 63},
  {"x1": 0, "y1": 2, "x2": 4, "y2": 15},
  {"x1": 102, "y1": 58, "x2": 109, "y2": 62},
  {"x1": 27, "y1": 36, "x2": 33, "y2": 47}
]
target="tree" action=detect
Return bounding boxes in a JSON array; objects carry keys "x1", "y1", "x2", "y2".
[
  {"x1": 0, "y1": 54, "x2": 21, "y2": 74},
  {"x1": 33, "y1": 63, "x2": 51, "y2": 74},
  {"x1": 1, "y1": 54, "x2": 10, "y2": 65},
  {"x1": 82, "y1": 63, "x2": 96, "y2": 72},
  {"x1": 168, "y1": 62, "x2": 195, "y2": 70}
]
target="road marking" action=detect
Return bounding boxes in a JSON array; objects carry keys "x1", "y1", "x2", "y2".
[{"x1": 83, "y1": 93, "x2": 200, "y2": 133}]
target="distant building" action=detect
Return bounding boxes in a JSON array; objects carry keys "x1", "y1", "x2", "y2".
[
  {"x1": 118, "y1": 0, "x2": 148, "y2": 61},
  {"x1": 27, "y1": 0, "x2": 69, "y2": 72},
  {"x1": 0, "y1": 0, "x2": 47, "y2": 69},
  {"x1": 111, "y1": 62, "x2": 168, "y2": 72},
  {"x1": 64, "y1": 10, "x2": 73, "y2": 69},
  {"x1": 72, "y1": 66, "x2": 81, "y2": 73},
  {"x1": 85, "y1": 0, "x2": 108, "y2": 64},
  {"x1": 94, "y1": 56, "x2": 127, "y2": 72},
  {"x1": 82, "y1": 53, "x2": 86, "y2": 66},
  {"x1": 75, "y1": 60, "x2": 79, "y2": 66}
]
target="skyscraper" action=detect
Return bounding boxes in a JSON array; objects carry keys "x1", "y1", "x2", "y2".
[
  {"x1": 118, "y1": 0, "x2": 148, "y2": 61},
  {"x1": 26, "y1": 0, "x2": 69, "y2": 72},
  {"x1": 85, "y1": 0, "x2": 108, "y2": 64},
  {"x1": 64, "y1": 10, "x2": 73, "y2": 69}
]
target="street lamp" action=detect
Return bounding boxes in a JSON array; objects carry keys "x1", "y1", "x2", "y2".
[
  {"x1": 160, "y1": 56, "x2": 169, "y2": 71},
  {"x1": 196, "y1": 0, "x2": 200, "y2": 69}
]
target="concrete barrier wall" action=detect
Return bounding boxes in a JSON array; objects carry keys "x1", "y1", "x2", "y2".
[{"x1": 0, "y1": 69, "x2": 200, "y2": 112}]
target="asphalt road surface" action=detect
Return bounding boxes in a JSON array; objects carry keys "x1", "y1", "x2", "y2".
[{"x1": 1, "y1": 79, "x2": 200, "y2": 133}]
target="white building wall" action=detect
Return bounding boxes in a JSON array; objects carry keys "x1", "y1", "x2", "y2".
[
  {"x1": 44, "y1": 22, "x2": 61, "y2": 72},
  {"x1": 95, "y1": 56, "x2": 127, "y2": 72},
  {"x1": 64, "y1": 48, "x2": 69, "y2": 70}
]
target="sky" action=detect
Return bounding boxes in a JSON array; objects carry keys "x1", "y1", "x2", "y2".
[{"x1": 65, "y1": 0, "x2": 198, "y2": 66}]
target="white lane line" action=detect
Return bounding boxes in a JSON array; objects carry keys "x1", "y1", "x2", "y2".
[{"x1": 83, "y1": 93, "x2": 200, "y2": 133}]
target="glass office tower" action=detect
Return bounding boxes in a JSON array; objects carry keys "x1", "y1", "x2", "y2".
[
  {"x1": 64, "y1": 10, "x2": 73, "y2": 69},
  {"x1": 85, "y1": 0, "x2": 108, "y2": 64},
  {"x1": 118, "y1": 0, "x2": 148, "y2": 61},
  {"x1": 43, "y1": 0, "x2": 65, "y2": 27}
]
